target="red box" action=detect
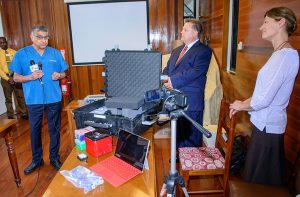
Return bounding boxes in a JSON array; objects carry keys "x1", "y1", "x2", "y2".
[{"x1": 84, "y1": 130, "x2": 113, "y2": 157}]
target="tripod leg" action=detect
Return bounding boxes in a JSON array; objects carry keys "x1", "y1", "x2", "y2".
[
  {"x1": 159, "y1": 183, "x2": 167, "y2": 197},
  {"x1": 177, "y1": 174, "x2": 189, "y2": 197},
  {"x1": 159, "y1": 174, "x2": 178, "y2": 196},
  {"x1": 166, "y1": 174, "x2": 176, "y2": 196},
  {"x1": 160, "y1": 112, "x2": 190, "y2": 197},
  {"x1": 161, "y1": 173, "x2": 190, "y2": 197}
]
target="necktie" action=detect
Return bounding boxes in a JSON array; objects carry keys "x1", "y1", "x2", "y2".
[
  {"x1": 175, "y1": 46, "x2": 188, "y2": 65},
  {"x1": 5, "y1": 51, "x2": 13, "y2": 76}
]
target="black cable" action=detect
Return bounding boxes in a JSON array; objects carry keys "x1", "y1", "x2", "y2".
[{"x1": 24, "y1": 162, "x2": 42, "y2": 197}]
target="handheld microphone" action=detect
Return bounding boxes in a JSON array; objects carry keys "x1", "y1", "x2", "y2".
[
  {"x1": 30, "y1": 60, "x2": 35, "y2": 66},
  {"x1": 38, "y1": 62, "x2": 42, "y2": 71},
  {"x1": 38, "y1": 62, "x2": 43, "y2": 85}
]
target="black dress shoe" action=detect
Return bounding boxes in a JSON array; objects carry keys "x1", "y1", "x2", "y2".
[
  {"x1": 50, "y1": 159, "x2": 62, "y2": 170},
  {"x1": 24, "y1": 160, "x2": 44, "y2": 175},
  {"x1": 8, "y1": 116, "x2": 14, "y2": 119}
]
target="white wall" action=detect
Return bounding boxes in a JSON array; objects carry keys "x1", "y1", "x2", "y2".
[{"x1": 0, "y1": 10, "x2": 6, "y2": 115}]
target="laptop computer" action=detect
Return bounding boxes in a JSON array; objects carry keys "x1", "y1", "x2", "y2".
[{"x1": 90, "y1": 129, "x2": 150, "y2": 187}]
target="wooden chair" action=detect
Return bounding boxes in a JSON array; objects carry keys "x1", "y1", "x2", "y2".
[{"x1": 178, "y1": 98, "x2": 237, "y2": 196}]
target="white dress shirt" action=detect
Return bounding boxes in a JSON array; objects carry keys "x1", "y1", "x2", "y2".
[{"x1": 185, "y1": 39, "x2": 199, "y2": 53}]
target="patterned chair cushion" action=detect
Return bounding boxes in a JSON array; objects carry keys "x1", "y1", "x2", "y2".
[{"x1": 179, "y1": 147, "x2": 225, "y2": 171}]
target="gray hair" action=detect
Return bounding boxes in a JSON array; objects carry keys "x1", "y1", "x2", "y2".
[
  {"x1": 31, "y1": 25, "x2": 49, "y2": 36},
  {"x1": 185, "y1": 18, "x2": 203, "y2": 38}
]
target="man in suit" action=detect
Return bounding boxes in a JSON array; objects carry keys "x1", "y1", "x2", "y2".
[{"x1": 163, "y1": 19, "x2": 212, "y2": 148}]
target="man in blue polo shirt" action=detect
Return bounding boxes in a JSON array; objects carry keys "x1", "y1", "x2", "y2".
[{"x1": 10, "y1": 25, "x2": 68, "y2": 174}]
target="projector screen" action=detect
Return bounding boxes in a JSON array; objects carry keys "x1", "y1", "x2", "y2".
[{"x1": 67, "y1": 0, "x2": 149, "y2": 65}]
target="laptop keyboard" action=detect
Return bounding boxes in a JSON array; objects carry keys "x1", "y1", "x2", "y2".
[
  {"x1": 101, "y1": 156, "x2": 141, "y2": 181},
  {"x1": 90, "y1": 130, "x2": 149, "y2": 187}
]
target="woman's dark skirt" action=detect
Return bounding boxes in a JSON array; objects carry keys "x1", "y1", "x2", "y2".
[{"x1": 243, "y1": 125, "x2": 285, "y2": 185}]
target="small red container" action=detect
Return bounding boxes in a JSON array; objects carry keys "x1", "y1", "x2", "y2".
[{"x1": 84, "y1": 130, "x2": 112, "y2": 157}]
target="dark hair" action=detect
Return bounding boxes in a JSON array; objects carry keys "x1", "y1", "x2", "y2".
[
  {"x1": 185, "y1": 18, "x2": 203, "y2": 37},
  {"x1": 265, "y1": 7, "x2": 297, "y2": 36},
  {"x1": 31, "y1": 25, "x2": 49, "y2": 36}
]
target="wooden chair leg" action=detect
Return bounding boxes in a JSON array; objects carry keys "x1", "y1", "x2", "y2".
[
  {"x1": 223, "y1": 174, "x2": 229, "y2": 197},
  {"x1": 5, "y1": 131, "x2": 21, "y2": 187},
  {"x1": 181, "y1": 170, "x2": 189, "y2": 189}
]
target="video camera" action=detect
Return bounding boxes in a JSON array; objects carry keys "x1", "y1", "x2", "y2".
[{"x1": 144, "y1": 88, "x2": 187, "y2": 112}]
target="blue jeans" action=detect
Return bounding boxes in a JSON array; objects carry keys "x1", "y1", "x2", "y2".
[{"x1": 27, "y1": 102, "x2": 61, "y2": 163}]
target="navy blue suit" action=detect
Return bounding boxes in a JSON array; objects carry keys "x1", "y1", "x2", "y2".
[{"x1": 163, "y1": 40, "x2": 212, "y2": 148}]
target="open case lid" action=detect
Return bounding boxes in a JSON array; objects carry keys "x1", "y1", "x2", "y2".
[{"x1": 103, "y1": 50, "x2": 162, "y2": 98}]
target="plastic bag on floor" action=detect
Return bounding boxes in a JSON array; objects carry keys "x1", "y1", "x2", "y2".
[{"x1": 60, "y1": 165, "x2": 104, "y2": 193}]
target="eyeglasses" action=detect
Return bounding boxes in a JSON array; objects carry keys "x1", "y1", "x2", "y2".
[{"x1": 34, "y1": 35, "x2": 50, "y2": 40}]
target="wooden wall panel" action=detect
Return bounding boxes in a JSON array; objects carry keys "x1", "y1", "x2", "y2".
[
  {"x1": 200, "y1": 0, "x2": 224, "y2": 49},
  {"x1": 150, "y1": 0, "x2": 183, "y2": 54},
  {"x1": 202, "y1": 0, "x2": 300, "y2": 164},
  {"x1": 18, "y1": 0, "x2": 32, "y2": 46},
  {"x1": 0, "y1": 0, "x2": 24, "y2": 49}
]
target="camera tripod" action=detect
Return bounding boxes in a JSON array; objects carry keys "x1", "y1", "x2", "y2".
[{"x1": 159, "y1": 109, "x2": 212, "y2": 197}]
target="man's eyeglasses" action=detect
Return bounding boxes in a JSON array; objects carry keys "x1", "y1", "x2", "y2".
[{"x1": 34, "y1": 35, "x2": 50, "y2": 41}]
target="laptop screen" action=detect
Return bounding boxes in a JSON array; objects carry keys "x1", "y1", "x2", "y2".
[{"x1": 115, "y1": 129, "x2": 150, "y2": 171}]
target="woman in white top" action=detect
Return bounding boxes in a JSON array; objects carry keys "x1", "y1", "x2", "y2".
[{"x1": 229, "y1": 7, "x2": 299, "y2": 185}]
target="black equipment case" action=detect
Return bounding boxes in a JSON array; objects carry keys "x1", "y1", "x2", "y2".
[{"x1": 73, "y1": 50, "x2": 162, "y2": 135}]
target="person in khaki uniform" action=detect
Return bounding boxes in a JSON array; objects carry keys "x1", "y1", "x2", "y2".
[{"x1": 0, "y1": 37, "x2": 27, "y2": 119}]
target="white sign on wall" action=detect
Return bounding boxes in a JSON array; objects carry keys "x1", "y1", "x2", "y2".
[{"x1": 67, "y1": 0, "x2": 149, "y2": 65}]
